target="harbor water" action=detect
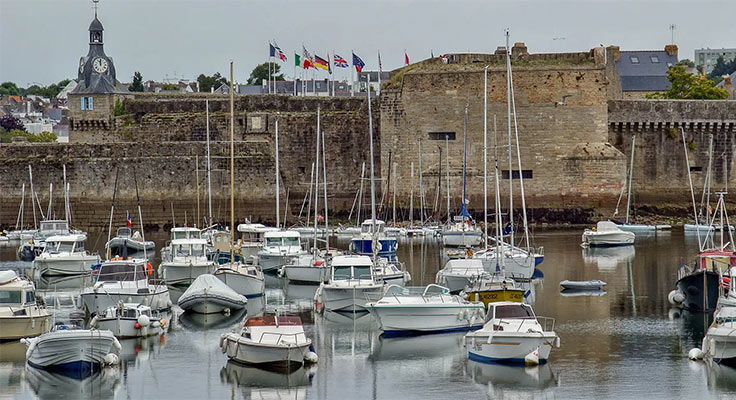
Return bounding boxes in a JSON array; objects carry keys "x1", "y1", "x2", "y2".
[{"x1": 1, "y1": 229, "x2": 735, "y2": 399}]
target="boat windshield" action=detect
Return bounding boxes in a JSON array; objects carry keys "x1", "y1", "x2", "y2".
[
  {"x1": 333, "y1": 266, "x2": 353, "y2": 280},
  {"x1": 58, "y1": 242, "x2": 74, "y2": 253},
  {"x1": 173, "y1": 232, "x2": 187, "y2": 240},
  {"x1": 354, "y1": 266, "x2": 372, "y2": 280},
  {"x1": 190, "y1": 231, "x2": 201, "y2": 239},
  {"x1": 44, "y1": 242, "x2": 58, "y2": 252},
  {"x1": 97, "y1": 263, "x2": 146, "y2": 282},
  {"x1": 266, "y1": 237, "x2": 299, "y2": 247},
  {"x1": 0, "y1": 290, "x2": 22, "y2": 304},
  {"x1": 361, "y1": 223, "x2": 385, "y2": 234},
  {"x1": 40, "y1": 221, "x2": 68, "y2": 232},
  {"x1": 75, "y1": 241, "x2": 85, "y2": 251},
  {"x1": 492, "y1": 304, "x2": 536, "y2": 320},
  {"x1": 192, "y1": 244, "x2": 205, "y2": 257}
]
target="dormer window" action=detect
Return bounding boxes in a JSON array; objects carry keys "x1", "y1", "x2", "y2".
[
  {"x1": 630, "y1": 56, "x2": 640, "y2": 64},
  {"x1": 650, "y1": 55, "x2": 660, "y2": 63}
]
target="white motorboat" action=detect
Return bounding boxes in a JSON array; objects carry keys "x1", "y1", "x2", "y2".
[
  {"x1": 18, "y1": 220, "x2": 75, "y2": 262},
  {"x1": 349, "y1": 219, "x2": 399, "y2": 256},
  {"x1": 373, "y1": 257, "x2": 411, "y2": 286},
  {"x1": 0, "y1": 270, "x2": 51, "y2": 341},
  {"x1": 214, "y1": 262, "x2": 265, "y2": 299},
  {"x1": 365, "y1": 284, "x2": 485, "y2": 335},
  {"x1": 220, "y1": 315, "x2": 316, "y2": 369},
  {"x1": 237, "y1": 222, "x2": 278, "y2": 263},
  {"x1": 158, "y1": 238, "x2": 217, "y2": 286},
  {"x1": 435, "y1": 259, "x2": 486, "y2": 294},
  {"x1": 33, "y1": 234, "x2": 99, "y2": 276},
  {"x1": 177, "y1": 274, "x2": 247, "y2": 314},
  {"x1": 105, "y1": 227, "x2": 155, "y2": 259},
  {"x1": 702, "y1": 305, "x2": 736, "y2": 367},
  {"x1": 257, "y1": 231, "x2": 307, "y2": 273},
  {"x1": 560, "y1": 280, "x2": 606, "y2": 291},
  {"x1": 160, "y1": 227, "x2": 202, "y2": 261},
  {"x1": 21, "y1": 325, "x2": 121, "y2": 376},
  {"x1": 90, "y1": 303, "x2": 168, "y2": 338},
  {"x1": 314, "y1": 255, "x2": 384, "y2": 313},
  {"x1": 684, "y1": 223, "x2": 734, "y2": 233},
  {"x1": 440, "y1": 219, "x2": 483, "y2": 247},
  {"x1": 581, "y1": 221, "x2": 635, "y2": 247},
  {"x1": 473, "y1": 244, "x2": 543, "y2": 281},
  {"x1": 78, "y1": 258, "x2": 171, "y2": 316},
  {"x1": 6, "y1": 229, "x2": 36, "y2": 241},
  {"x1": 281, "y1": 254, "x2": 329, "y2": 284},
  {"x1": 465, "y1": 301, "x2": 559, "y2": 365}
]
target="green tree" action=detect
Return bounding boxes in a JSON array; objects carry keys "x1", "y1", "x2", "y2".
[
  {"x1": 247, "y1": 62, "x2": 284, "y2": 85},
  {"x1": 162, "y1": 83, "x2": 179, "y2": 91},
  {"x1": 647, "y1": 64, "x2": 728, "y2": 100},
  {"x1": 22, "y1": 79, "x2": 72, "y2": 98},
  {"x1": 113, "y1": 99, "x2": 125, "y2": 116},
  {"x1": 197, "y1": 72, "x2": 228, "y2": 93},
  {"x1": 0, "y1": 129, "x2": 56, "y2": 143},
  {"x1": 0, "y1": 82, "x2": 20, "y2": 95},
  {"x1": 129, "y1": 71, "x2": 144, "y2": 92},
  {"x1": 678, "y1": 59, "x2": 695, "y2": 68}
]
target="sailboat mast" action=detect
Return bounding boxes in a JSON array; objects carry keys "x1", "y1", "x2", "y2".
[
  {"x1": 321, "y1": 122, "x2": 329, "y2": 248},
  {"x1": 410, "y1": 163, "x2": 414, "y2": 227},
  {"x1": 28, "y1": 165, "x2": 37, "y2": 230},
  {"x1": 705, "y1": 134, "x2": 714, "y2": 219},
  {"x1": 275, "y1": 115, "x2": 281, "y2": 228},
  {"x1": 196, "y1": 155, "x2": 200, "y2": 227},
  {"x1": 509, "y1": 57, "x2": 530, "y2": 248},
  {"x1": 494, "y1": 115, "x2": 503, "y2": 271},
  {"x1": 368, "y1": 75, "x2": 377, "y2": 234},
  {"x1": 505, "y1": 30, "x2": 514, "y2": 247},
  {"x1": 625, "y1": 135, "x2": 635, "y2": 224},
  {"x1": 418, "y1": 138, "x2": 424, "y2": 225},
  {"x1": 19, "y1": 184, "x2": 25, "y2": 231},
  {"x1": 62, "y1": 165, "x2": 68, "y2": 223},
  {"x1": 446, "y1": 134, "x2": 451, "y2": 223},
  {"x1": 483, "y1": 66, "x2": 488, "y2": 248},
  {"x1": 682, "y1": 128, "x2": 703, "y2": 250},
  {"x1": 313, "y1": 107, "x2": 321, "y2": 255},
  {"x1": 229, "y1": 61, "x2": 235, "y2": 265},
  {"x1": 392, "y1": 162, "x2": 397, "y2": 226},
  {"x1": 462, "y1": 104, "x2": 468, "y2": 224},
  {"x1": 206, "y1": 100, "x2": 212, "y2": 227},
  {"x1": 357, "y1": 162, "x2": 365, "y2": 226}
]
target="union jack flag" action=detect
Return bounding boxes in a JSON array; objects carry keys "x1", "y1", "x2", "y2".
[{"x1": 333, "y1": 54, "x2": 349, "y2": 68}]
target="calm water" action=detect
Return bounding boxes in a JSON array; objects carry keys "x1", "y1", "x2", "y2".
[{"x1": 1, "y1": 229, "x2": 736, "y2": 399}]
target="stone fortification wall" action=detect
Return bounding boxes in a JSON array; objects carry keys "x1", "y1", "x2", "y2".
[{"x1": 608, "y1": 100, "x2": 736, "y2": 208}]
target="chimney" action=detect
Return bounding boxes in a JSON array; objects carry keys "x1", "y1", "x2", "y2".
[
  {"x1": 494, "y1": 46, "x2": 507, "y2": 56},
  {"x1": 511, "y1": 42, "x2": 528, "y2": 58},
  {"x1": 665, "y1": 44, "x2": 678, "y2": 57},
  {"x1": 725, "y1": 76, "x2": 734, "y2": 100},
  {"x1": 607, "y1": 45, "x2": 620, "y2": 62}
]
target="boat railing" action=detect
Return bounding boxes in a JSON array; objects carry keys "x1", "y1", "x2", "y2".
[{"x1": 494, "y1": 316, "x2": 555, "y2": 333}]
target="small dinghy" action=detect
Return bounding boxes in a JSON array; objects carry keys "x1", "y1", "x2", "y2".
[
  {"x1": 90, "y1": 303, "x2": 168, "y2": 338},
  {"x1": 177, "y1": 274, "x2": 247, "y2": 314},
  {"x1": 559, "y1": 280, "x2": 606, "y2": 291}
]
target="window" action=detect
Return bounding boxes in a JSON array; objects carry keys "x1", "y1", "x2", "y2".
[
  {"x1": 428, "y1": 132, "x2": 456, "y2": 140},
  {"x1": 0, "y1": 291, "x2": 22, "y2": 304},
  {"x1": 650, "y1": 56, "x2": 660, "y2": 63},
  {"x1": 630, "y1": 56, "x2": 640, "y2": 64},
  {"x1": 690, "y1": 166, "x2": 703, "y2": 172},
  {"x1": 26, "y1": 291, "x2": 35, "y2": 304},
  {"x1": 80, "y1": 96, "x2": 94, "y2": 110},
  {"x1": 501, "y1": 170, "x2": 533, "y2": 179}
]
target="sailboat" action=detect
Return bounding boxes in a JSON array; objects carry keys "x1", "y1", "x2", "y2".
[{"x1": 214, "y1": 62, "x2": 265, "y2": 300}]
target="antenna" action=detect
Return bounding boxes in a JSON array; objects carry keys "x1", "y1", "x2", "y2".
[
  {"x1": 669, "y1": 24, "x2": 676, "y2": 45},
  {"x1": 92, "y1": 0, "x2": 100, "y2": 17}
]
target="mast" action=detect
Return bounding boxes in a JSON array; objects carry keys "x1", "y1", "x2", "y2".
[
  {"x1": 682, "y1": 128, "x2": 703, "y2": 250},
  {"x1": 625, "y1": 135, "x2": 636, "y2": 225},
  {"x1": 483, "y1": 65, "x2": 488, "y2": 248},
  {"x1": 367, "y1": 74, "x2": 377, "y2": 263},
  {"x1": 462, "y1": 104, "x2": 468, "y2": 225},
  {"x1": 410, "y1": 163, "x2": 414, "y2": 227},
  {"x1": 509, "y1": 55, "x2": 530, "y2": 248},
  {"x1": 313, "y1": 107, "x2": 321, "y2": 255},
  {"x1": 206, "y1": 100, "x2": 213, "y2": 227},
  {"x1": 392, "y1": 162, "x2": 397, "y2": 227},
  {"x1": 446, "y1": 134, "x2": 451, "y2": 223},
  {"x1": 229, "y1": 61, "x2": 235, "y2": 265},
  {"x1": 494, "y1": 115, "x2": 504, "y2": 272},
  {"x1": 321, "y1": 119, "x2": 329, "y2": 247},
  {"x1": 106, "y1": 168, "x2": 119, "y2": 260},
  {"x1": 195, "y1": 155, "x2": 200, "y2": 227},
  {"x1": 62, "y1": 165, "x2": 68, "y2": 223},
  {"x1": 435, "y1": 146, "x2": 442, "y2": 221},
  {"x1": 275, "y1": 115, "x2": 281, "y2": 228},
  {"x1": 133, "y1": 169, "x2": 147, "y2": 261},
  {"x1": 357, "y1": 162, "x2": 365, "y2": 226},
  {"x1": 705, "y1": 134, "x2": 714, "y2": 220},
  {"x1": 505, "y1": 30, "x2": 514, "y2": 247},
  {"x1": 47, "y1": 183, "x2": 53, "y2": 220},
  {"x1": 418, "y1": 138, "x2": 424, "y2": 225},
  {"x1": 28, "y1": 165, "x2": 37, "y2": 230},
  {"x1": 18, "y1": 184, "x2": 25, "y2": 231}
]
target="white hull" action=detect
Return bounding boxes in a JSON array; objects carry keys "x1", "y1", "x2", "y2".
[
  {"x1": 582, "y1": 231, "x2": 634, "y2": 246},
  {"x1": 465, "y1": 331, "x2": 557, "y2": 364},
  {"x1": 79, "y1": 286, "x2": 171, "y2": 316},
  {"x1": 366, "y1": 304, "x2": 485, "y2": 333},
  {"x1": 319, "y1": 285, "x2": 384, "y2": 312},
  {"x1": 704, "y1": 326, "x2": 736, "y2": 364},
  {"x1": 442, "y1": 232, "x2": 483, "y2": 247},
  {"x1": 160, "y1": 262, "x2": 216, "y2": 286},
  {"x1": 437, "y1": 273, "x2": 475, "y2": 294},
  {"x1": 23, "y1": 329, "x2": 120, "y2": 368},
  {"x1": 214, "y1": 270, "x2": 265, "y2": 298},
  {"x1": 258, "y1": 253, "x2": 299, "y2": 272},
  {"x1": 282, "y1": 265, "x2": 329, "y2": 284},
  {"x1": 34, "y1": 255, "x2": 99, "y2": 276},
  {"x1": 476, "y1": 253, "x2": 536, "y2": 280},
  {"x1": 95, "y1": 317, "x2": 164, "y2": 338},
  {"x1": 0, "y1": 314, "x2": 52, "y2": 341},
  {"x1": 221, "y1": 332, "x2": 311, "y2": 367}
]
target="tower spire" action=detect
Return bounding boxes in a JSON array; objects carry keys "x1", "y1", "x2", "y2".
[{"x1": 93, "y1": 0, "x2": 99, "y2": 18}]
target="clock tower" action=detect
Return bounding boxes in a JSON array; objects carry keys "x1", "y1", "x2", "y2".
[{"x1": 68, "y1": 2, "x2": 129, "y2": 139}]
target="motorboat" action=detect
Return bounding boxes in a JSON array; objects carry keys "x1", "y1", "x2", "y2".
[
  {"x1": 33, "y1": 234, "x2": 99, "y2": 276},
  {"x1": 214, "y1": 262, "x2": 266, "y2": 299},
  {"x1": 257, "y1": 230, "x2": 307, "y2": 273},
  {"x1": 365, "y1": 284, "x2": 485, "y2": 336},
  {"x1": 685, "y1": 223, "x2": 734, "y2": 233},
  {"x1": 0, "y1": 270, "x2": 51, "y2": 341},
  {"x1": 314, "y1": 255, "x2": 384, "y2": 313},
  {"x1": 6, "y1": 229, "x2": 36, "y2": 241},
  {"x1": 281, "y1": 254, "x2": 329, "y2": 284},
  {"x1": 473, "y1": 243, "x2": 543, "y2": 280},
  {"x1": 670, "y1": 250, "x2": 734, "y2": 312},
  {"x1": 105, "y1": 227, "x2": 155, "y2": 259},
  {"x1": 90, "y1": 303, "x2": 168, "y2": 338},
  {"x1": 21, "y1": 324, "x2": 121, "y2": 377},
  {"x1": 177, "y1": 273, "x2": 247, "y2": 314},
  {"x1": 581, "y1": 221, "x2": 635, "y2": 247},
  {"x1": 349, "y1": 219, "x2": 399, "y2": 256},
  {"x1": 208, "y1": 230, "x2": 243, "y2": 265},
  {"x1": 160, "y1": 227, "x2": 202, "y2": 261},
  {"x1": 465, "y1": 301, "x2": 559, "y2": 365},
  {"x1": 373, "y1": 257, "x2": 411, "y2": 286},
  {"x1": 463, "y1": 274, "x2": 526, "y2": 308},
  {"x1": 435, "y1": 259, "x2": 486, "y2": 294},
  {"x1": 702, "y1": 304, "x2": 736, "y2": 367},
  {"x1": 440, "y1": 219, "x2": 483, "y2": 247},
  {"x1": 78, "y1": 258, "x2": 171, "y2": 316},
  {"x1": 158, "y1": 238, "x2": 217, "y2": 286},
  {"x1": 18, "y1": 220, "x2": 74, "y2": 261},
  {"x1": 560, "y1": 280, "x2": 607, "y2": 291},
  {"x1": 238, "y1": 222, "x2": 278, "y2": 263},
  {"x1": 220, "y1": 315, "x2": 316, "y2": 369}
]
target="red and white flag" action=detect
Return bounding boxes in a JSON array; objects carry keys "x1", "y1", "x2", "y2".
[
  {"x1": 126, "y1": 210, "x2": 132, "y2": 228},
  {"x1": 404, "y1": 51, "x2": 409, "y2": 66}
]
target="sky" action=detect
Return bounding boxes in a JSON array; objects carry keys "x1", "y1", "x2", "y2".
[{"x1": 1, "y1": 0, "x2": 735, "y2": 87}]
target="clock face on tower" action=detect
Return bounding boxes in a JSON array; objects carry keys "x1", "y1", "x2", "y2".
[{"x1": 92, "y1": 57, "x2": 109, "y2": 73}]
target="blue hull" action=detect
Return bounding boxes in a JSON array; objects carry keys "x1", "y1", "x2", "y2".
[
  {"x1": 382, "y1": 324, "x2": 483, "y2": 338},
  {"x1": 534, "y1": 255, "x2": 544, "y2": 267},
  {"x1": 27, "y1": 360, "x2": 103, "y2": 379},
  {"x1": 468, "y1": 352, "x2": 548, "y2": 365},
  {"x1": 351, "y1": 238, "x2": 398, "y2": 255}
]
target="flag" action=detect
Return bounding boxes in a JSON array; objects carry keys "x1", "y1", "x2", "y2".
[
  {"x1": 314, "y1": 55, "x2": 330, "y2": 71},
  {"x1": 126, "y1": 210, "x2": 132, "y2": 228},
  {"x1": 327, "y1": 53, "x2": 332, "y2": 74},
  {"x1": 273, "y1": 42, "x2": 286, "y2": 61},
  {"x1": 302, "y1": 47, "x2": 315, "y2": 69},
  {"x1": 333, "y1": 54, "x2": 349, "y2": 68},
  {"x1": 404, "y1": 51, "x2": 409, "y2": 66},
  {"x1": 269, "y1": 43, "x2": 276, "y2": 57},
  {"x1": 378, "y1": 51, "x2": 383, "y2": 74},
  {"x1": 352, "y1": 52, "x2": 365, "y2": 72},
  {"x1": 295, "y1": 53, "x2": 301, "y2": 67}
]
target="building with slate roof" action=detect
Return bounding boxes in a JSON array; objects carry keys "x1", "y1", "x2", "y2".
[{"x1": 614, "y1": 45, "x2": 678, "y2": 99}]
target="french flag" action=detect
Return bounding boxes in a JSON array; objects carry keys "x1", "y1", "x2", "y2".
[
  {"x1": 352, "y1": 52, "x2": 365, "y2": 72},
  {"x1": 126, "y1": 210, "x2": 132, "y2": 228}
]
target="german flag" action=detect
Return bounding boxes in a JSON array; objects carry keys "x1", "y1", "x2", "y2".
[{"x1": 314, "y1": 55, "x2": 330, "y2": 71}]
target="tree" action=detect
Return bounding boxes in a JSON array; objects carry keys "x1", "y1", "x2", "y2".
[
  {"x1": 162, "y1": 83, "x2": 179, "y2": 91},
  {"x1": 247, "y1": 62, "x2": 284, "y2": 85},
  {"x1": 647, "y1": 64, "x2": 728, "y2": 100},
  {"x1": 0, "y1": 115, "x2": 25, "y2": 132},
  {"x1": 0, "y1": 82, "x2": 20, "y2": 96},
  {"x1": 0, "y1": 129, "x2": 57, "y2": 143},
  {"x1": 22, "y1": 79, "x2": 73, "y2": 98},
  {"x1": 129, "y1": 71, "x2": 144, "y2": 92},
  {"x1": 678, "y1": 59, "x2": 695, "y2": 68},
  {"x1": 197, "y1": 72, "x2": 228, "y2": 93}
]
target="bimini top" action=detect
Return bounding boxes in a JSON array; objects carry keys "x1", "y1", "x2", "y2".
[
  {"x1": 0, "y1": 270, "x2": 19, "y2": 286},
  {"x1": 245, "y1": 315, "x2": 303, "y2": 327},
  {"x1": 595, "y1": 221, "x2": 623, "y2": 233},
  {"x1": 237, "y1": 223, "x2": 277, "y2": 233},
  {"x1": 45, "y1": 234, "x2": 87, "y2": 243},
  {"x1": 331, "y1": 254, "x2": 373, "y2": 267},
  {"x1": 264, "y1": 230, "x2": 300, "y2": 238}
]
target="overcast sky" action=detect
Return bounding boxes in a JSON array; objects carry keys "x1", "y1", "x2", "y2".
[{"x1": 2, "y1": 0, "x2": 735, "y2": 87}]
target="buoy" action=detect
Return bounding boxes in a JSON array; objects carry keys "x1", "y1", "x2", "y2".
[
  {"x1": 524, "y1": 348, "x2": 540, "y2": 366},
  {"x1": 688, "y1": 348, "x2": 704, "y2": 360},
  {"x1": 90, "y1": 316, "x2": 99, "y2": 328},
  {"x1": 104, "y1": 353, "x2": 120, "y2": 365},
  {"x1": 304, "y1": 351, "x2": 319, "y2": 363},
  {"x1": 160, "y1": 318, "x2": 167, "y2": 327},
  {"x1": 134, "y1": 322, "x2": 142, "y2": 329},
  {"x1": 668, "y1": 290, "x2": 685, "y2": 305}
]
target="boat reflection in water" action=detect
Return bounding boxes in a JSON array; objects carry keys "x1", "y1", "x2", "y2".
[
  {"x1": 369, "y1": 332, "x2": 465, "y2": 361},
  {"x1": 466, "y1": 360, "x2": 558, "y2": 395},
  {"x1": 117, "y1": 330, "x2": 168, "y2": 364},
  {"x1": 705, "y1": 361, "x2": 736, "y2": 392},
  {"x1": 669, "y1": 307, "x2": 714, "y2": 347},
  {"x1": 582, "y1": 246, "x2": 635, "y2": 272},
  {"x1": 220, "y1": 359, "x2": 314, "y2": 398},
  {"x1": 25, "y1": 364, "x2": 121, "y2": 399},
  {"x1": 177, "y1": 307, "x2": 248, "y2": 330},
  {"x1": 0, "y1": 341, "x2": 27, "y2": 363},
  {"x1": 559, "y1": 289, "x2": 607, "y2": 297}
]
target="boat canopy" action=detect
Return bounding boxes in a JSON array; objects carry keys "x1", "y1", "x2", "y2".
[
  {"x1": 171, "y1": 227, "x2": 202, "y2": 240},
  {"x1": 595, "y1": 221, "x2": 622, "y2": 232},
  {"x1": 361, "y1": 219, "x2": 386, "y2": 234},
  {"x1": 96, "y1": 260, "x2": 147, "y2": 282},
  {"x1": 264, "y1": 230, "x2": 301, "y2": 247},
  {"x1": 39, "y1": 220, "x2": 69, "y2": 232},
  {"x1": 245, "y1": 315, "x2": 302, "y2": 327},
  {"x1": 486, "y1": 302, "x2": 536, "y2": 322}
]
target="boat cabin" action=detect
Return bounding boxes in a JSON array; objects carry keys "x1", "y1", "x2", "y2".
[
  {"x1": 0, "y1": 271, "x2": 37, "y2": 307},
  {"x1": 238, "y1": 223, "x2": 278, "y2": 244},
  {"x1": 263, "y1": 231, "x2": 301, "y2": 248},
  {"x1": 360, "y1": 219, "x2": 386, "y2": 234},
  {"x1": 485, "y1": 301, "x2": 536, "y2": 323},
  {"x1": 331, "y1": 255, "x2": 375, "y2": 281},
  {"x1": 170, "y1": 238, "x2": 208, "y2": 258},
  {"x1": 444, "y1": 259, "x2": 485, "y2": 272},
  {"x1": 42, "y1": 234, "x2": 87, "y2": 254},
  {"x1": 95, "y1": 259, "x2": 148, "y2": 283},
  {"x1": 102, "y1": 303, "x2": 152, "y2": 319},
  {"x1": 170, "y1": 227, "x2": 202, "y2": 241},
  {"x1": 241, "y1": 315, "x2": 307, "y2": 344},
  {"x1": 38, "y1": 220, "x2": 70, "y2": 234},
  {"x1": 699, "y1": 250, "x2": 736, "y2": 274}
]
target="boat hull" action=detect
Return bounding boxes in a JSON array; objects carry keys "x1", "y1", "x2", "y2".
[
  {"x1": 106, "y1": 238, "x2": 155, "y2": 259},
  {"x1": 178, "y1": 294, "x2": 247, "y2": 314},
  {"x1": 282, "y1": 265, "x2": 328, "y2": 284},
  {"x1": 214, "y1": 269, "x2": 265, "y2": 299},
  {"x1": 350, "y1": 238, "x2": 398, "y2": 256},
  {"x1": 160, "y1": 262, "x2": 217, "y2": 286},
  {"x1": 33, "y1": 255, "x2": 99, "y2": 276},
  {"x1": 0, "y1": 314, "x2": 52, "y2": 341},
  {"x1": 221, "y1": 332, "x2": 311, "y2": 368},
  {"x1": 95, "y1": 317, "x2": 164, "y2": 338},
  {"x1": 258, "y1": 254, "x2": 299, "y2": 273},
  {"x1": 466, "y1": 289, "x2": 525, "y2": 308},
  {"x1": 436, "y1": 273, "x2": 475, "y2": 294},
  {"x1": 79, "y1": 286, "x2": 171, "y2": 316},
  {"x1": 582, "y1": 231, "x2": 635, "y2": 247},
  {"x1": 676, "y1": 270, "x2": 720, "y2": 312},
  {"x1": 319, "y1": 285, "x2": 384, "y2": 312},
  {"x1": 365, "y1": 304, "x2": 485, "y2": 335},
  {"x1": 465, "y1": 332, "x2": 557, "y2": 364},
  {"x1": 441, "y1": 232, "x2": 483, "y2": 247},
  {"x1": 24, "y1": 330, "x2": 118, "y2": 372},
  {"x1": 704, "y1": 327, "x2": 736, "y2": 366}
]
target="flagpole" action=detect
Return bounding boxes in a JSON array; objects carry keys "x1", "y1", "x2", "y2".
[
  {"x1": 332, "y1": 50, "x2": 336, "y2": 96},
  {"x1": 351, "y1": 49, "x2": 355, "y2": 97},
  {"x1": 377, "y1": 50, "x2": 381, "y2": 96},
  {"x1": 293, "y1": 50, "x2": 297, "y2": 96}
]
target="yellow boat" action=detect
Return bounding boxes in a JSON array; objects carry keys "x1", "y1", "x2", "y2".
[{"x1": 465, "y1": 277, "x2": 525, "y2": 308}]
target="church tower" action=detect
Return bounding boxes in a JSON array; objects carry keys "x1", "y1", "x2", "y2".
[{"x1": 68, "y1": 0, "x2": 129, "y2": 138}]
